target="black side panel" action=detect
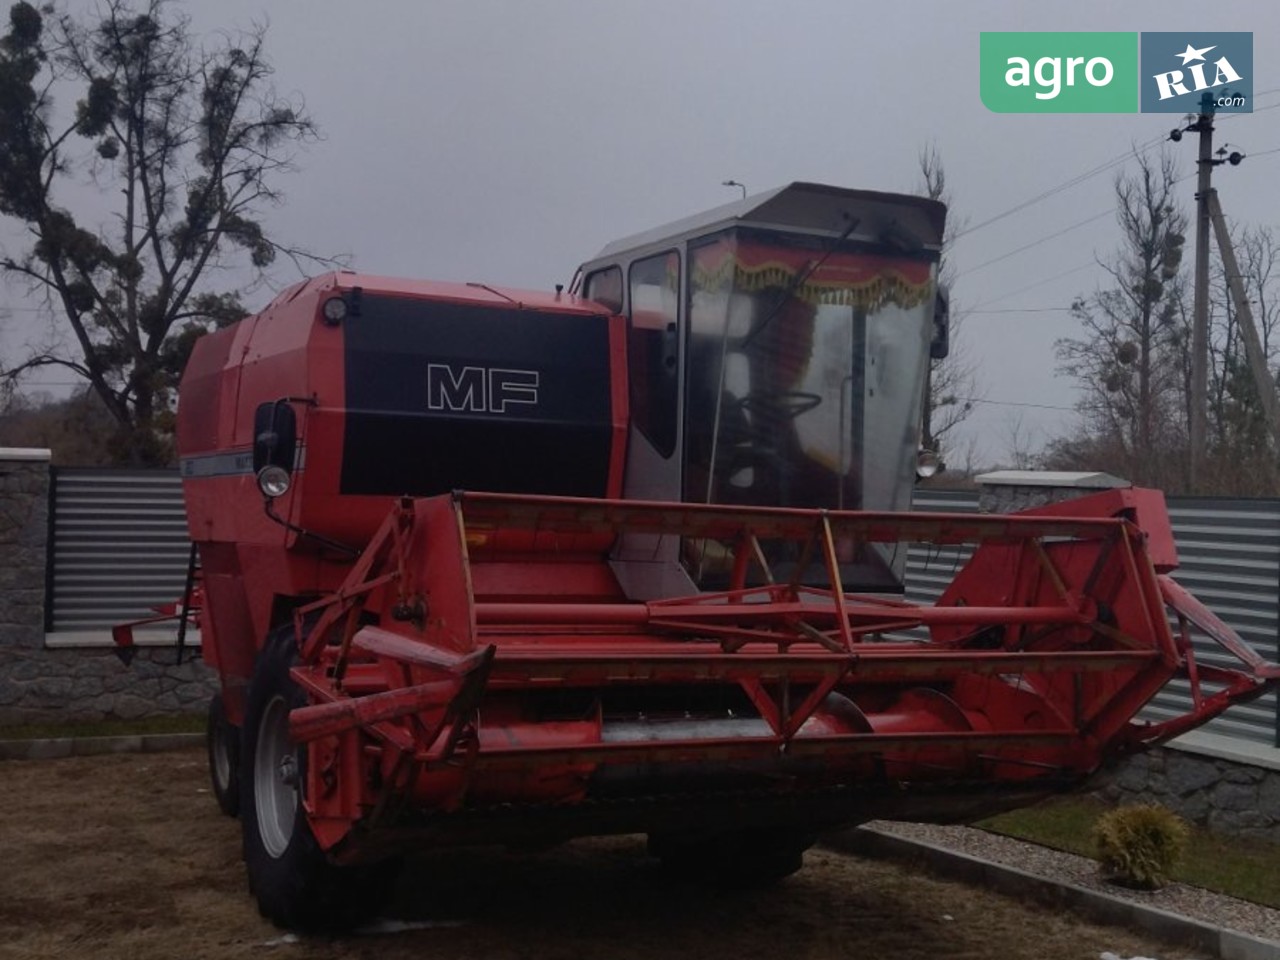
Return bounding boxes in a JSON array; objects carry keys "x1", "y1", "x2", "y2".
[{"x1": 341, "y1": 295, "x2": 613, "y2": 497}]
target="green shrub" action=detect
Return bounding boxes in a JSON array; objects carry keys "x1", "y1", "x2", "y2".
[{"x1": 1092, "y1": 804, "x2": 1189, "y2": 890}]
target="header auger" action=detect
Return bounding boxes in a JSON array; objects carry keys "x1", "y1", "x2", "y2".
[{"x1": 127, "y1": 182, "x2": 1274, "y2": 930}]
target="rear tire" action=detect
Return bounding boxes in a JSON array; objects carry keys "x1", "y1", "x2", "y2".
[
  {"x1": 207, "y1": 693, "x2": 240, "y2": 818},
  {"x1": 649, "y1": 828, "x2": 812, "y2": 887},
  {"x1": 239, "y1": 626, "x2": 393, "y2": 932}
]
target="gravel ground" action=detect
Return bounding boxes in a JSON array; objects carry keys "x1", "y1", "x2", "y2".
[{"x1": 867, "y1": 820, "x2": 1280, "y2": 946}]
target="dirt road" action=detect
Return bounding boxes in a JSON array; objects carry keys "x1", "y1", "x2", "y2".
[{"x1": 0, "y1": 749, "x2": 1198, "y2": 959}]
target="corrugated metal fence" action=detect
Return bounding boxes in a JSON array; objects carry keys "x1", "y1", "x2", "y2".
[
  {"x1": 46, "y1": 468, "x2": 192, "y2": 638},
  {"x1": 1147, "y1": 497, "x2": 1280, "y2": 746},
  {"x1": 41, "y1": 471, "x2": 1280, "y2": 747},
  {"x1": 903, "y1": 488, "x2": 979, "y2": 610}
]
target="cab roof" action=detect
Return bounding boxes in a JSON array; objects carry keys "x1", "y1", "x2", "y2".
[{"x1": 590, "y1": 182, "x2": 947, "y2": 263}]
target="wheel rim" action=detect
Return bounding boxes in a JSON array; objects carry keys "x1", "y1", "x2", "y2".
[
  {"x1": 254, "y1": 693, "x2": 298, "y2": 858},
  {"x1": 211, "y1": 716, "x2": 232, "y2": 793}
]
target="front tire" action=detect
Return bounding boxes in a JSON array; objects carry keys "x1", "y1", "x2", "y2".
[
  {"x1": 207, "y1": 693, "x2": 240, "y2": 817},
  {"x1": 239, "y1": 626, "x2": 391, "y2": 931}
]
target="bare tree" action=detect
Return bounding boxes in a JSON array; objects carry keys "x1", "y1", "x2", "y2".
[
  {"x1": 0, "y1": 0, "x2": 334, "y2": 463},
  {"x1": 917, "y1": 144, "x2": 981, "y2": 465},
  {"x1": 1055, "y1": 150, "x2": 1188, "y2": 488},
  {"x1": 0, "y1": 385, "x2": 117, "y2": 463},
  {"x1": 1201, "y1": 221, "x2": 1280, "y2": 493},
  {"x1": 1000, "y1": 412, "x2": 1039, "y2": 470}
]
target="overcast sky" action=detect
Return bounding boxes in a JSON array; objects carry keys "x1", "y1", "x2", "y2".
[{"x1": 3, "y1": 0, "x2": 1279, "y2": 466}]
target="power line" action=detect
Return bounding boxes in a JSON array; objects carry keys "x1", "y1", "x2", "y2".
[
  {"x1": 970, "y1": 260, "x2": 1098, "y2": 310},
  {"x1": 951, "y1": 97, "x2": 1279, "y2": 248},
  {"x1": 965, "y1": 136, "x2": 1280, "y2": 305},
  {"x1": 951, "y1": 134, "x2": 1166, "y2": 243},
  {"x1": 1170, "y1": 143, "x2": 1280, "y2": 188},
  {"x1": 956, "y1": 123, "x2": 1239, "y2": 309},
  {"x1": 1216, "y1": 101, "x2": 1280, "y2": 133},
  {"x1": 955, "y1": 396, "x2": 1075, "y2": 412},
  {"x1": 967, "y1": 307, "x2": 1073, "y2": 315},
  {"x1": 954, "y1": 102, "x2": 1277, "y2": 271},
  {"x1": 965, "y1": 209, "x2": 1112, "y2": 275},
  {"x1": 962, "y1": 143, "x2": 1280, "y2": 315}
]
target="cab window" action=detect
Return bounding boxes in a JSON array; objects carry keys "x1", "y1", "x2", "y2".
[
  {"x1": 627, "y1": 252, "x2": 680, "y2": 458},
  {"x1": 584, "y1": 266, "x2": 623, "y2": 313}
]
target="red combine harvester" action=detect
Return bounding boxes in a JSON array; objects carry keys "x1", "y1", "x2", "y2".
[{"x1": 153, "y1": 183, "x2": 1274, "y2": 929}]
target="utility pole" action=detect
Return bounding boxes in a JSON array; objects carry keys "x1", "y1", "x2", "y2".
[
  {"x1": 1206, "y1": 189, "x2": 1280, "y2": 451},
  {"x1": 1172, "y1": 89, "x2": 1257, "y2": 489},
  {"x1": 1187, "y1": 92, "x2": 1214, "y2": 491}
]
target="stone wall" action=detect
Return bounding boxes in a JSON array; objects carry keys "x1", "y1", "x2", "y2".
[
  {"x1": 0, "y1": 449, "x2": 216, "y2": 726},
  {"x1": 976, "y1": 470, "x2": 1130, "y2": 514},
  {"x1": 0, "y1": 645, "x2": 216, "y2": 725},
  {"x1": 1095, "y1": 745, "x2": 1280, "y2": 843}
]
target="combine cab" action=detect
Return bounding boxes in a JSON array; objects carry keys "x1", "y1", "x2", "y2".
[{"x1": 168, "y1": 183, "x2": 1275, "y2": 929}]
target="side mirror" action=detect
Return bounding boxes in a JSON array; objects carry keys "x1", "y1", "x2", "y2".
[
  {"x1": 916, "y1": 447, "x2": 945, "y2": 480},
  {"x1": 253, "y1": 401, "x2": 298, "y2": 499},
  {"x1": 930, "y1": 285, "x2": 950, "y2": 360}
]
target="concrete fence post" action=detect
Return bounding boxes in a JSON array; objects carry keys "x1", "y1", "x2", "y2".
[
  {"x1": 975, "y1": 469, "x2": 1131, "y2": 514},
  {"x1": 0, "y1": 448, "x2": 52, "y2": 653}
]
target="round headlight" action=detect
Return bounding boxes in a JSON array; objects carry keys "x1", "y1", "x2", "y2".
[
  {"x1": 321, "y1": 296, "x2": 348, "y2": 325},
  {"x1": 916, "y1": 448, "x2": 943, "y2": 480},
  {"x1": 257, "y1": 465, "x2": 292, "y2": 499}
]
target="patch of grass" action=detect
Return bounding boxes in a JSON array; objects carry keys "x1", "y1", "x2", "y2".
[
  {"x1": 979, "y1": 794, "x2": 1108, "y2": 858},
  {"x1": 0, "y1": 713, "x2": 204, "y2": 742},
  {"x1": 978, "y1": 795, "x2": 1280, "y2": 909}
]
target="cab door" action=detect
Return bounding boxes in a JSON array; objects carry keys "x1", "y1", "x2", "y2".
[{"x1": 584, "y1": 251, "x2": 696, "y2": 599}]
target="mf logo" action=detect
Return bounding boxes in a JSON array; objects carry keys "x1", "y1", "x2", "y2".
[
  {"x1": 1140, "y1": 33, "x2": 1252, "y2": 113},
  {"x1": 427, "y1": 364, "x2": 540, "y2": 414}
]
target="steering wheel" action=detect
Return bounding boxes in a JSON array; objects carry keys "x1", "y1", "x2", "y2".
[{"x1": 736, "y1": 391, "x2": 823, "y2": 421}]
